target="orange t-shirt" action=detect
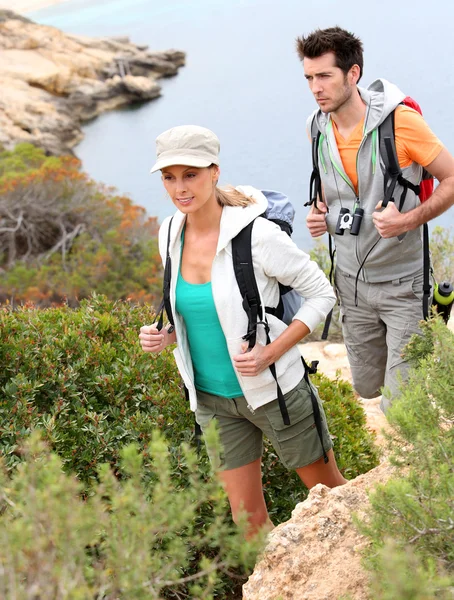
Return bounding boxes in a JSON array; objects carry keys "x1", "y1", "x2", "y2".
[{"x1": 332, "y1": 105, "x2": 444, "y2": 194}]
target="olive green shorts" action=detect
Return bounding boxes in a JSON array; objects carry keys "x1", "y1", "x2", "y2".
[{"x1": 195, "y1": 377, "x2": 333, "y2": 471}]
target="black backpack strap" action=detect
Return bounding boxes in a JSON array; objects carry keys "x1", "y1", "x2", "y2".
[
  {"x1": 306, "y1": 116, "x2": 322, "y2": 209},
  {"x1": 155, "y1": 216, "x2": 175, "y2": 332},
  {"x1": 321, "y1": 234, "x2": 336, "y2": 340},
  {"x1": 231, "y1": 220, "x2": 263, "y2": 349},
  {"x1": 379, "y1": 110, "x2": 420, "y2": 210},
  {"x1": 422, "y1": 223, "x2": 431, "y2": 319},
  {"x1": 379, "y1": 110, "x2": 431, "y2": 319},
  {"x1": 301, "y1": 357, "x2": 329, "y2": 464},
  {"x1": 232, "y1": 219, "x2": 290, "y2": 425},
  {"x1": 231, "y1": 220, "x2": 329, "y2": 455}
]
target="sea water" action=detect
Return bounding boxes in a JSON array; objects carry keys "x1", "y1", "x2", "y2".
[{"x1": 30, "y1": 0, "x2": 454, "y2": 250}]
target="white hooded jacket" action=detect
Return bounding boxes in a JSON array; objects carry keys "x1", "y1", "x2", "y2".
[{"x1": 158, "y1": 186, "x2": 336, "y2": 412}]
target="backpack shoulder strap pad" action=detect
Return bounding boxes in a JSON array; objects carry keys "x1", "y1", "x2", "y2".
[
  {"x1": 379, "y1": 111, "x2": 400, "y2": 175},
  {"x1": 155, "y1": 216, "x2": 175, "y2": 331},
  {"x1": 231, "y1": 218, "x2": 264, "y2": 349},
  {"x1": 379, "y1": 110, "x2": 403, "y2": 208},
  {"x1": 308, "y1": 114, "x2": 322, "y2": 208}
]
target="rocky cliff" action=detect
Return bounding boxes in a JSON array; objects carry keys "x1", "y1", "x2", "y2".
[{"x1": 0, "y1": 10, "x2": 185, "y2": 154}]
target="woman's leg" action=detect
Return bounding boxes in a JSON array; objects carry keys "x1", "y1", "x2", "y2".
[
  {"x1": 295, "y1": 448, "x2": 347, "y2": 489},
  {"x1": 219, "y1": 457, "x2": 273, "y2": 539}
]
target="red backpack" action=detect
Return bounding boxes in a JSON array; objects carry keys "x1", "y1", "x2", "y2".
[
  {"x1": 380, "y1": 96, "x2": 434, "y2": 204},
  {"x1": 400, "y1": 96, "x2": 434, "y2": 202}
]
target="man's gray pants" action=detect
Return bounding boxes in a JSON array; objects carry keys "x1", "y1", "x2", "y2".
[{"x1": 335, "y1": 268, "x2": 427, "y2": 413}]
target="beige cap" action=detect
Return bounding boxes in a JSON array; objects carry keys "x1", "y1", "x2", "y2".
[{"x1": 150, "y1": 125, "x2": 220, "y2": 173}]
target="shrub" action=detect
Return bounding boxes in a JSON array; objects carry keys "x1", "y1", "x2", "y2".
[
  {"x1": 359, "y1": 318, "x2": 454, "y2": 596},
  {"x1": 430, "y1": 225, "x2": 454, "y2": 283},
  {"x1": 0, "y1": 295, "x2": 189, "y2": 487},
  {"x1": 0, "y1": 430, "x2": 263, "y2": 599},
  {"x1": 0, "y1": 295, "x2": 379, "y2": 523},
  {"x1": 0, "y1": 143, "x2": 161, "y2": 305}
]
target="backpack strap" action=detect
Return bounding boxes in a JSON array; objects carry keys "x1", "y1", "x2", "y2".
[
  {"x1": 422, "y1": 223, "x2": 431, "y2": 319},
  {"x1": 232, "y1": 218, "x2": 290, "y2": 424},
  {"x1": 231, "y1": 219, "x2": 264, "y2": 350},
  {"x1": 379, "y1": 110, "x2": 432, "y2": 318},
  {"x1": 301, "y1": 357, "x2": 329, "y2": 464},
  {"x1": 231, "y1": 219, "x2": 331, "y2": 463},
  {"x1": 306, "y1": 115, "x2": 322, "y2": 209},
  {"x1": 379, "y1": 110, "x2": 421, "y2": 210},
  {"x1": 155, "y1": 216, "x2": 175, "y2": 332},
  {"x1": 321, "y1": 234, "x2": 336, "y2": 340},
  {"x1": 304, "y1": 116, "x2": 336, "y2": 341}
]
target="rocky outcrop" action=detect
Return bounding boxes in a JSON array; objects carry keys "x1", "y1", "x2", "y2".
[
  {"x1": 243, "y1": 461, "x2": 394, "y2": 600},
  {"x1": 0, "y1": 10, "x2": 185, "y2": 154}
]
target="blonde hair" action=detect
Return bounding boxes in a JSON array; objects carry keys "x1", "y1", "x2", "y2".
[
  {"x1": 214, "y1": 186, "x2": 256, "y2": 207},
  {"x1": 206, "y1": 164, "x2": 256, "y2": 207}
]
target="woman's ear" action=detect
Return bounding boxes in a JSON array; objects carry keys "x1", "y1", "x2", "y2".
[{"x1": 211, "y1": 165, "x2": 220, "y2": 184}]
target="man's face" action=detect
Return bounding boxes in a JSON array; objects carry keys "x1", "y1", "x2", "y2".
[{"x1": 303, "y1": 52, "x2": 353, "y2": 114}]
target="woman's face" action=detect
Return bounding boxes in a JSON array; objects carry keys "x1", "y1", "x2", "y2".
[{"x1": 161, "y1": 165, "x2": 219, "y2": 214}]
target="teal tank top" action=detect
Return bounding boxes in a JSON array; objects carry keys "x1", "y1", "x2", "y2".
[{"x1": 175, "y1": 232, "x2": 242, "y2": 398}]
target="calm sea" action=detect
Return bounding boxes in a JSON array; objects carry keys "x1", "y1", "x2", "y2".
[{"x1": 31, "y1": 0, "x2": 454, "y2": 251}]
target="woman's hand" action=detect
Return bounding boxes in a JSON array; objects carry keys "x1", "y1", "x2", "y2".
[
  {"x1": 233, "y1": 342, "x2": 273, "y2": 377},
  {"x1": 139, "y1": 324, "x2": 175, "y2": 353}
]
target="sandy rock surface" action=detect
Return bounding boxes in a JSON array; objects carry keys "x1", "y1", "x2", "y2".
[
  {"x1": 243, "y1": 461, "x2": 393, "y2": 600},
  {"x1": 0, "y1": 10, "x2": 185, "y2": 154}
]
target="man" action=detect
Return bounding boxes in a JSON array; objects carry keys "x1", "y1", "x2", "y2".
[{"x1": 296, "y1": 26, "x2": 454, "y2": 412}]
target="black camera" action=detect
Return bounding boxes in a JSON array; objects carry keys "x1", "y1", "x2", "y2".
[{"x1": 335, "y1": 207, "x2": 364, "y2": 236}]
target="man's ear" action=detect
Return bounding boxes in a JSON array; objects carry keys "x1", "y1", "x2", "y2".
[{"x1": 349, "y1": 64, "x2": 361, "y2": 86}]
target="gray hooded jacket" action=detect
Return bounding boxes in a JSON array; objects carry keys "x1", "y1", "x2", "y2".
[{"x1": 307, "y1": 79, "x2": 423, "y2": 282}]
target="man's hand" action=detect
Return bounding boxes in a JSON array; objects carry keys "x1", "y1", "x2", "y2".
[
  {"x1": 139, "y1": 324, "x2": 174, "y2": 353},
  {"x1": 233, "y1": 342, "x2": 273, "y2": 377},
  {"x1": 306, "y1": 200, "x2": 328, "y2": 238},
  {"x1": 373, "y1": 201, "x2": 408, "y2": 238}
]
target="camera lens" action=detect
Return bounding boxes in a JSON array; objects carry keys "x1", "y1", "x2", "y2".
[
  {"x1": 350, "y1": 207, "x2": 364, "y2": 236},
  {"x1": 335, "y1": 207, "x2": 350, "y2": 236}
]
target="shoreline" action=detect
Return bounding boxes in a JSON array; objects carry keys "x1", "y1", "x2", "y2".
[{"x1": 0, "y1": 0, "x2": 72, "y2": 15}]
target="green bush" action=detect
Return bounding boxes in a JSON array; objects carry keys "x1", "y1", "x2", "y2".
[
  {"x1": 0, "y1": 430, "x2": 263, "y2": 599},
  {"x1": 0, "y1": 295, "x2": 190, "y2": 487},
  {"x1": 0, "y1": 295, "x2": 378, "y2": 523},
  {"x1": 0, "y1": 143, "x2": 162, "y2": 306},
  {"x1": 359, "y1": 318, "x2": 454, "y2": 596},
  {"x1": 430, "y1": 225, "x2": 454, "y2": 283}
]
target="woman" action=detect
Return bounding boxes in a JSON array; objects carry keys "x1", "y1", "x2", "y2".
[{"x1": 139, "y1": 125, "x2": 346, "y2": 536}]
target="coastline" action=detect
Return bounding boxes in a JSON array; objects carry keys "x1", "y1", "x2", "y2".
[{"x1": 0, "y1": 0, "x2": 72, "y2": 15}]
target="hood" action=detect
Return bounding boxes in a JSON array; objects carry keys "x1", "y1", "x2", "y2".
[
  {"x1": 165, "y1": 185, "x2": 268, "y2": 255},
  {"x1": 311, "y1": 78, "x2": 406, "y2": 135}
]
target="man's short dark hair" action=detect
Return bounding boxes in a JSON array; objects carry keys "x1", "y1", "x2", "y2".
[{"x1": 296, "y1": 26, "x2": 364, "y2": 82}]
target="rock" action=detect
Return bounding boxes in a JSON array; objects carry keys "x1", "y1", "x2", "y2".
[
  {"x1": 323, "y1": 343, "x2": 347, "y2": 359},
  {"x1": 0, "y1": 12, "x2": 185, "y2": 155},
  {"x1": 0, "y1": 10, "x2": 32, "y2": 24},
  {"x1": 243, "y1": 461, "x2": 394, "y2": 600},
  {"x1": 121, "y1": 74, "x2": 161, "y2": 97}
]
